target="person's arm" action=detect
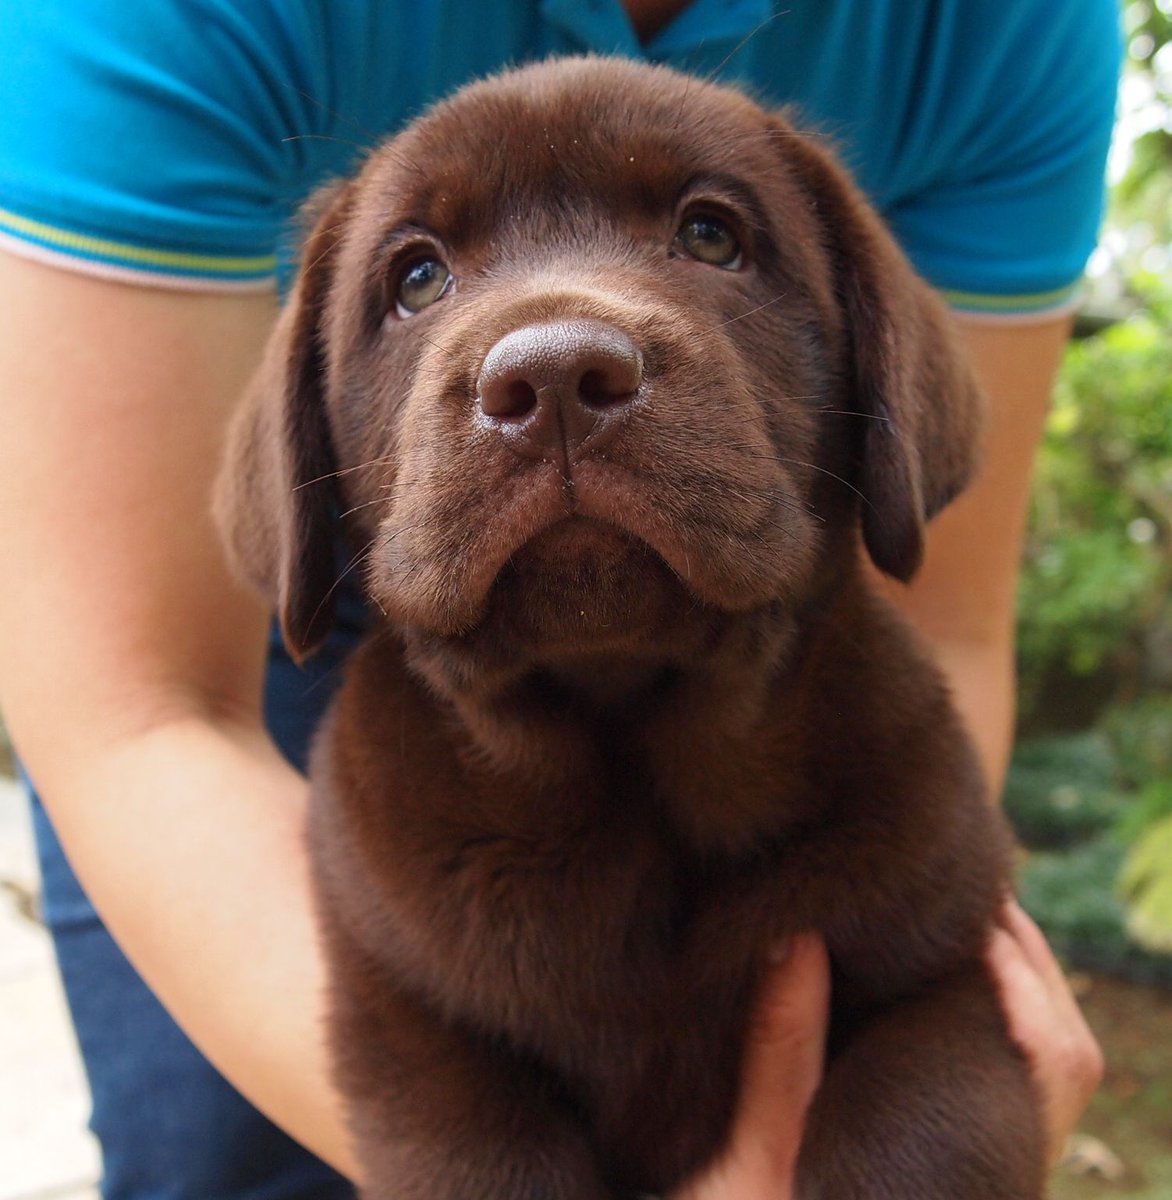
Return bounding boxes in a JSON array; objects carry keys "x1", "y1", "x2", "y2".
[
  {"x1": 0, "y1": 249, "x2": 361, "y2": 1177},
  {"x1": 870, "y1": 315, "x2": 1071, "y2": 794}
]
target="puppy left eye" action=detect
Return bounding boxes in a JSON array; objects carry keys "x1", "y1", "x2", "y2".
[
  {"x1": 394, "y1": 257, "x2": 453, "y2": 318},
  {"x1": 674, "y1": 215, "x2": 743, "y2": 269}
]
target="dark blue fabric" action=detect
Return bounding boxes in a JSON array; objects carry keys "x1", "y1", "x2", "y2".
[{"x1": 28, "y1": 629, "x2": 359, "y2": 1199}]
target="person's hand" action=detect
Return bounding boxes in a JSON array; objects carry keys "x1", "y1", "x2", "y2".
[
  {"x1": 988, "y1": 899, "x2": 1105, "y2": 1162},
  {"x1": 671, "y1": 934, "x2": 830, "y2": 1200},
  {"x1": 671, "y1": 902, "x2": 1100, "y2": 1200}
]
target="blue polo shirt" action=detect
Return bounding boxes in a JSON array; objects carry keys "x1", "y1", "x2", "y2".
[{"x1": 0, "y1": 0, "x2": 1119, "y2": 316}]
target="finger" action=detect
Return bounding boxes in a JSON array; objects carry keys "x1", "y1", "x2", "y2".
[
  {"x1": 732, "y1": 935, "x2": 831, "y2": 1160},
  {"x1": 986, "y1": 921, "x2": 1104, "y2": 1164},
  {"x1": 745, "y1": 935, "x2": 830, "y2": 1086},
  {"x1": 995, "y1": 903, "x2": 1096, "y2": 1043},
  {"x1": 672, "y1": 934, "x2": 830, "y2": 1200},
  {"x1": 999, "y1": 900, "x2": 1071, "y2": 995},
  {"x1": 988, "y1": 920, "x2": 1097, "y2": 1073},
  {"x1": 987, "y1": 926, "x2": 1052, "y2": 1049}
]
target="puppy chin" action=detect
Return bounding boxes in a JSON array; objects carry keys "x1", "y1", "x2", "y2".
[{"x1": 480, "y1": 516, "x2": 689, "y2": 654}]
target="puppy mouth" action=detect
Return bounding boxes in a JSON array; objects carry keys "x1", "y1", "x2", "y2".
[
  {"x1": 472, "y1": 467, "x2": 698, "y2": 642},
  {"x1": 367, "y1": 445, "x2": 810, "y2": 645}
]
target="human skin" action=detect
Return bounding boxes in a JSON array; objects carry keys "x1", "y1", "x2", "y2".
[{"x1": 0, "y1": 247, "x2": 1098, "y2": 1190}]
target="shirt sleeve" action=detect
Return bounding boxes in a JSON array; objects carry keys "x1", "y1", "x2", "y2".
[
  {"x1": 885, "y1": 0, "x2": 1122, "y2": 321},
  {"x1": 0, "y1": 0, "x2": 333, "y2": 290}
]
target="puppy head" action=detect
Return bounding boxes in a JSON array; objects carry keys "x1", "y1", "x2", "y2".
[{"x1": 217, "y1": 57, "x2": 981, "y2": 685}]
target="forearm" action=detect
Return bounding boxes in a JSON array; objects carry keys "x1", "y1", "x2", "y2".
[
  {"x1": 0, "y1": 253, "x2": 356, "y2": 1171},
  {"x1": 915, "y1": 623, "x2": 1016, "y2": 798},
  {"x1": 869, "y1": 525, "x2": 1019, "y2": 794},
  {"x1": 39, "y1": 712, "x2": 359, "y2": 1179}
]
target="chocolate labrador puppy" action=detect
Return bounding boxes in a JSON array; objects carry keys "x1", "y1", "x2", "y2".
[{"x1": 218, "y1": 57, "x2": 1045, "y2": 1200}]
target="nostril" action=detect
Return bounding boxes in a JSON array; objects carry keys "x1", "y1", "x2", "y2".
[
  {"x1": 578, "y1": 367, "x2": 635, "y2": 409},
  {"x1": 479, "y1": 376, "x2": 539, "y2": 420},
  {"x1": 502, "y1": 379, "x2": 538, "y2": 419}
]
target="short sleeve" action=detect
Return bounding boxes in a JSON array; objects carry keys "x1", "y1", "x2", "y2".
[
  {"x1": 884, "y1": 0, "x2": 1122, "y2": 320},
  {"x1": 0, "y1": 0, "x2": 334, "y2": 289}
]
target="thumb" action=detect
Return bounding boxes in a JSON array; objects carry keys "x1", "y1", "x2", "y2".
[
  {"x1": 672, "y1": 933, "x2": 830, "y2": 1200},
  {"x1": 735, "y1": 934, "x2": 831, "y2": 1161}
]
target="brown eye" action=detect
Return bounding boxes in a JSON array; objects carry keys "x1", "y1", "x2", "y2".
[
  {"x1": 394, "y1": 256, "x2": 452, "y2": 317},
  {"x1": 674, "y1": 214, "x2": 743, "y2": 269}
]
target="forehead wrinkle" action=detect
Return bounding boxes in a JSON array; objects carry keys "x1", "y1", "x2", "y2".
[
  {"x1": 483, "y1": 148, "x2": 701, "y2": 239},
  {"x1": 365, "y1": 85, "x2": 775, "y2": 259},
  {"x1": 383, "y1": 172, "x2": 661, "y2": 263},
  {"x1": 416, "y1": 169, "x2": 502, "y2": 247}
]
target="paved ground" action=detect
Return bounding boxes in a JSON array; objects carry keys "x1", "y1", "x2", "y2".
[{"x1": 0, "y1": 774, "x2": 100, "y2": 1200}]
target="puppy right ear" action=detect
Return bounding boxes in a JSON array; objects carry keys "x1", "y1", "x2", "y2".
[
  {"x1": 215, "y1": 180, "x2": 353, "y2": 662},
  {"x1": 773, "y1": 121, "x2": 984, "y2": 583}
]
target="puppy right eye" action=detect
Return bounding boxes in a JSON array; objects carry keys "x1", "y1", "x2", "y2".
[
  {"x1": 393, "y1": 256, "x2": 453, "y2": 318},
  {"x1": 673, "y1": 214, "x2": 743, "y2": 270}
]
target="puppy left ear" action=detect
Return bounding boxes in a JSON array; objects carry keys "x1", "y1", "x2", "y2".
[
  {"x1": 777, "y1": 123, "x2": 985, "y2": 582},
  {"x1": 214, "y1": 180, "x2": 353, "y2": 661}
]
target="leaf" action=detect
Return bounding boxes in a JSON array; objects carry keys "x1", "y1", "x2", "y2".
[{"x1": 1118, "y1": 816, "x2": 1172, "y2": 953}]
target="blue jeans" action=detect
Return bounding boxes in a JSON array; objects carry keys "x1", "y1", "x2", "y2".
[{"x1": 29, "y1": 631, "x2": 360, "y2": 1200}]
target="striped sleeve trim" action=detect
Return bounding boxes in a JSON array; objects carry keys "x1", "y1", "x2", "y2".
[
  {"x1": 939, "y1": 282, "x2": 1082, "y2": 324},
  {"x1": 0, "y1": 207, "x2": 277, "y2": 290}
]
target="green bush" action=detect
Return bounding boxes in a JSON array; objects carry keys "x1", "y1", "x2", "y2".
[
  {"x1": 1103, "y1": 693, "x2": 1172, "y2": 792},
  {"x1": 1005, "y1": 713, "x2": 1172, "y2": 975},
  {"x1": 1119, "y1": 815, "x2": 1172, "y2": 955},
  {"x1": 1011, "y1": 285, "x2": 1172, "y2": 967},
  {"x1": 1018, "y1": 835, "x2": 1172, "y2": 985},
  {"x1": 1017, "y1": 291, "x2": 1172, "y2": 728},
  {"x1": 1002, "y1": 731, "x2": 1122, "y2": 848}
]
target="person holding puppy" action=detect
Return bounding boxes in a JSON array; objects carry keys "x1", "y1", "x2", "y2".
[{"x1": 0, "y1": 2, "x2": 1116, "y2": 1197}]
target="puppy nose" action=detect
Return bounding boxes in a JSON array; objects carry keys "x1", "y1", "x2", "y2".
[{"x1": 476, "y1": 320, "x2": 643, "y2": 464}]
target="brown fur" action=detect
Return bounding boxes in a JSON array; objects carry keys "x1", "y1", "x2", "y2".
[{"x1": 216, "y1": 57, "x2": 1045, "y2": 1200}]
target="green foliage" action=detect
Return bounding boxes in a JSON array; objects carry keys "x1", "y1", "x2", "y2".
[
  {"x1": 1018, "y1": 835, "x2": 1172, "y2": 985},
  {"x1": 1108, "y1": 697, "x2": 1172, "y2": 956},
  {"x1": 1119, "y1": 815, "x2": 1172, "y2": 953},
  {"x1": 1017, "y1": 292, "x2": 1172, "y2": 725},
  {"x1": 1005, "y1": 714, "x2": 1172, "y2": 977},
  {"x1": 1013, "y1": 278, "x2": 1172, "y2": 964},
  {"x1": 1105, "y1": 694, "x2": 1172, "y2": 854},
  {"x1": 1118, "y1": 0, "x2": 1172, "y2": 232},
  {"x1": 1103, "y1": 692, "x2": 1172, "y2": 785},
  {"x1": 1018, "y1": 838, "x2": 1128, "y2": 957},
  {"x1": 1119, "y1": 776, "x2": 1172, "y2": 844},
  {"x1": 1003, "y1": 732, "x2": 1122, "y2": 847}
]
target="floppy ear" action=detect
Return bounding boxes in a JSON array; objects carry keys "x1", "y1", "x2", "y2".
[
  {"x1": 779, "y1": 126, "x2": 985, "y2": 582},
  {"x1": 214, "y1": 181, "x2": 353, "y2": 661}
]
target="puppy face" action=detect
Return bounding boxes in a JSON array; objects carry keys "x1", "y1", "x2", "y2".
[{"x1": 218, "y1": 58, "x2": 981, "y2": 689}]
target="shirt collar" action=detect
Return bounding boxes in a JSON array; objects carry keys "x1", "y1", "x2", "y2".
[{"x1": 539, "y1": 0, "x2": 775, "y2": 57}]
